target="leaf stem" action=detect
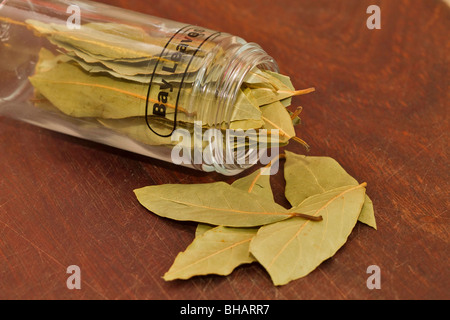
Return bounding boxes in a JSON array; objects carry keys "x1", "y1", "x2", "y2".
[
  {"x1": 290, "y1": 106, "x2": 303, "y2": 120},
  {"x1": 290, "y1": 213, "x2": 323, "y2": 221},
  {"x1": 0, "y1": 16, "x2": 28, "y2": 27},
  {"x1": 292, "y1": 137, "x2": 311, "y2": 152},
  {"x1": 247, "y1": 153, "x2": 286, "y2": 193},
  {"x1": 282, "y1": 87, "x2": 316, "y2": 97},
  {"x1": 35, "y1": 78, "x2": 194, "y2": 116}
]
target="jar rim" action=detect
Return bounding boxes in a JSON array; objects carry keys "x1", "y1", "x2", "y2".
[{"x1": 205, "y1": 41, "x2": 279, "y2": 175}]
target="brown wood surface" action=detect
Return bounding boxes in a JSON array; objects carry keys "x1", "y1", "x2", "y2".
[{"x1": 0, "y1": 0, "x2": 449, "y2": 300}]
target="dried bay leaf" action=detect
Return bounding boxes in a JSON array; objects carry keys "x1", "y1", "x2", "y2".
[
  {"x1": 85, "y1": 22, "x2": 157, "y2": 43},
  {"x1": 260, "y1": 101, "x2": 296, "y2": 143},
  {"x1": 359, "y1": 195, "x2": 376, "y2": 229},
  {"x1": 98, "y1": 117, "x2": 179, "y2": 146},
  {"x1": 243, "y1": 68, "x2": 277, "y2": 87},
  {"x1": 264, "y1": 70, "x2": 295, "y2": 91},
  {"x1": 184, "y1": 164, "x2": 277, "y2": 279},
  {"x1": 243, "y1": 70, "x2": 306, "y2": 107},
  {"x1": 100, "y1": 59, "x2": 153, "y2": 76},
  {"x1": 250, "y1": 184, "x2": 367, "y2": 286},
  {"x1": 243, "y1": 68, "x2": 293, "y2": 92},
  {"x1": 30, "y1": 61, "x2": 147, "y2": 118},
  {"x1": 228, "y1": 119, "x2": 265, "y2": 130},
  {"x1": 195, "y1": 223, "x2": 214, "y2": 237},
  {"x1": 280, "y1": 97, "x2": 293, "y2": 108},
  {"x1": 285, "y1": 151, "x2": 360, "y2": 202},
  {"x1": 27, "y1": 19, "x2": 163, "y2": 60},
  {"x1": 164, "y1": 226, "x2": 258, "y2": 281},
  {"x1": 231, "y1": 167, "x2": 274, "y2": 201},
  {"x1": 250, "y1": 87, "x2": 313, "y2": 107},
  {"x1": 284, "y1": 151, "x2": 377, "y2": 229},
  {"x1": 66, "y1": 53, "x2": 151, "y2": 82},
  {"x1": 64, "y1": 42, "x2": 198, "y2": 76},
  {"x1": 194, "y1": 166, "x2": 274, "y2": 235},
  {"x1": 35, "y1": 48, "x2": 71, "y2": 73},
  {"x1": 248, "y1": 87, "x2": 279, "y2": 106},
  {"x1": 134, "y1": 181, "x2": 292, "y2": 227},
  {"x1": 229, "y1": 89, "x2": 263, "y2": 122}
]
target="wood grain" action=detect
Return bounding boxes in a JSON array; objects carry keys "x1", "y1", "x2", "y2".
[{"x1": 0, "y1": 0, "x2": 448, "y2": 299}]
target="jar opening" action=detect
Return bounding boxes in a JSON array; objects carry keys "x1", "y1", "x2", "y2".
[{"x1": 204, "y1": 42, "x2": 279, "y2": 175}]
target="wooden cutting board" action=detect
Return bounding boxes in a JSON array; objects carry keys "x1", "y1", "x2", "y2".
[{"x1": 0, "y1": 0, "x2": 448, "y2": 299}]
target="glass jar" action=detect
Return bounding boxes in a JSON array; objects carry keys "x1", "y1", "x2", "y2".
[{"x1": 0, "y1": 0, "x2": 280, "y2": 175}]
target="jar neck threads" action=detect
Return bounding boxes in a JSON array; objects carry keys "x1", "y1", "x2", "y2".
[{"x1": 193, "y1": 38, "x2": 279, "y2": 175}]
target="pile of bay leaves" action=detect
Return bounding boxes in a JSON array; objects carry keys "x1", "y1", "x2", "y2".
[
  {"x1": 26, "y1": 19, "x2": 312, "y2": 152},
  {"x1": 135, "y1": 151, "x2": 376, "y2": 286}
]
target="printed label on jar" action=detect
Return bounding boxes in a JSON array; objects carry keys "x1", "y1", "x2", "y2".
[{"x1": 145, "y1": 25, "x2": 221, "y2": 137}]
